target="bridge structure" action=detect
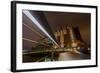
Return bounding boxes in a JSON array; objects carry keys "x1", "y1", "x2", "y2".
[{"x1": 22, "y1": 10, "x2": 90, "y2": 62}]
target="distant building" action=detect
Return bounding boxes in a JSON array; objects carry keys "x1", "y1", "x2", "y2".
[{"x1": 54, "y1": 25, "x2": 88, "y2": 50}]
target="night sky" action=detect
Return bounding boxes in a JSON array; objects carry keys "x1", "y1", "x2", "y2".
[
  {"x1": 44, "y1": 11, "x2": 91, "y2": 44},
  {"x1": 23, "y1": 11, "x2": 90, "y2": 50}
]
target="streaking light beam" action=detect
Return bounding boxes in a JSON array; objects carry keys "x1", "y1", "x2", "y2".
[
  {"x1": 23, "y1": 23, "x2": 44, "y2": 38},
  {"x1": 23, "y1": 10, "x2": 58, "y2": 46},
  {"x1": 23, "y1": 38, "x2": 48, "y2": 46}
]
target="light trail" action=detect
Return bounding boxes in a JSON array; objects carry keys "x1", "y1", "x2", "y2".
[
  {"x1": 23, "y1": 38, "x2": 48, "y2": 46},
  {"x1": 23, "y1": 11, "x2": 58, "y2": 46},
  {"x1": 23, "y1": 23, "x2": 44, "y2": 38}
]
